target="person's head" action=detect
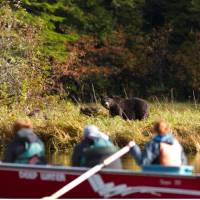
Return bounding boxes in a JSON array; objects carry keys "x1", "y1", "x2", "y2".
[
  {"x1": 13, "y1": 119, "x2": 33, "y2": 134},
  {"x1": 153, "y1": 120, "x2": 171, "y2": 135},
  {"x1": 83, "y1": 125, "x2": 109, "y2": 140}
]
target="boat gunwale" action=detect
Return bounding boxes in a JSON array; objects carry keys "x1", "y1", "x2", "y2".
[{"x1": 0, "y1": 162, "x2": 199, "y2": 179}]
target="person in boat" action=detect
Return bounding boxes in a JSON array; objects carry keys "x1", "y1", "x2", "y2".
[
  {"x1": 129, "y1": 120, "x2": 187, "y2": 166},
  {"x1": 3, "y1": 119, "x2": 46, "y2": 164},
  {"x1": 71, "y1": 125, "x2": 122, "y2": 168}
]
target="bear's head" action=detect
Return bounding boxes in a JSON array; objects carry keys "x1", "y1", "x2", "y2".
[{"x1": 100, "y1": 95, "x2": 116, "y2": 109}]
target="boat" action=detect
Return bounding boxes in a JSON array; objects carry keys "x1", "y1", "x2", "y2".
[{"x1": 0, "y1": 162, "x2": 200, "y2": 198}]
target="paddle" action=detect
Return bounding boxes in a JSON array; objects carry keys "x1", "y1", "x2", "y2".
[{"x1": 45, "y1": 141, "x2": 135, "y2": 199}]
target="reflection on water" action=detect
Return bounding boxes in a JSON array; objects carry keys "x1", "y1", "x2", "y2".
[
  {"x1": 47, "y1": 152, "x2": 200, "y2": 173},
  {"x1": 188, "y1": 154, "x2": 200, "y2": 173},
  {"x1": 47, "y1": 152, "x2": 71, "y2": 166}
]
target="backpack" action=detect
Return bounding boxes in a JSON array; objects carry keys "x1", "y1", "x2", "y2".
[{"x1": 80, "y1": 138, "x2": 118, "y2": 167}]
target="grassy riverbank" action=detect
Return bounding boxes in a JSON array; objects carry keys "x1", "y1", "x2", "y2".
[{"x1": 0, "y1": 97, "x2": 200, "y2": 154}]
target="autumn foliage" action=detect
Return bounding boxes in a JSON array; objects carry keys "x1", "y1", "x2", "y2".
[{"x1": 1, "y1": 0, "x2": 200, "y2": 102}]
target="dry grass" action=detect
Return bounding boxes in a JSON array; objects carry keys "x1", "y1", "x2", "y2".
[{"x1": 0, "y1": 96, "x2": 200, "y2": 154}]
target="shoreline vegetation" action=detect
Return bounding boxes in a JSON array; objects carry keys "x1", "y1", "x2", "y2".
[
  {"x1": 1, "y1": 96, "x2": 200, "y2": 155},
  {"x1": 1, "y1": 1, "x2": 200, "y2": 159}
]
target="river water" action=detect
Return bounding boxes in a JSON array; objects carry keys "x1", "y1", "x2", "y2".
[{"x1": 47, "y1": 152, "x2": 200, "y2": 173}]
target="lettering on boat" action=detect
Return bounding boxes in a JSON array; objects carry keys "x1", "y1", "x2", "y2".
[
  {"x1": 174, "y1": 180, "x2": 182, "y2": 186},
  {"x1": 160, "y1": 179, "x2": 172, "y2": 186},
  {"x1": 40, "y1": 172, "x2": 66, "y2": 182},
  {"x1": 19, "y1": 170, "x2": 38, "y2": 180},
  {"x1": 159, "y1": 179, "x2": 182, "y2": 186},
  {"x1": 18, "y1": 171, "x2": 66, "y2": 182},
  {"x1": 89, "y1": 174, "x2": 200, "y2": 198}
]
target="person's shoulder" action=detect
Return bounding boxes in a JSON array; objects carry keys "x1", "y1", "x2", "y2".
[
  {"x1": 73, "y1": 142, "x2": 82, "y2": 151},
  {"x1": 145, "y1": 138, "x2": 160, "y2": 150},
  {"x1": 173, "y1": 137, "x2": 183, "y2": 147},
  {"x1": 73, "y1": 139, "x2": 90, "y2": 151},
  {"x1": 146, "y1": 137, "x2": 157, "y2": 145}
]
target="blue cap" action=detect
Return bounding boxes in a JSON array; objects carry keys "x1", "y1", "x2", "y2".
[{"x1": 84, "y1": 125, "x2": 109, "y2": 140}]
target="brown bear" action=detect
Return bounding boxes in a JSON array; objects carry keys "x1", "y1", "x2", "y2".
[{"x1": 101, "y1": 95, "x2": 149, "y2": 120}]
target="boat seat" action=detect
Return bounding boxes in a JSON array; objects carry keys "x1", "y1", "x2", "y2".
[{"x1": 142, "y1": 165, "x2": 193, "y2": 175}]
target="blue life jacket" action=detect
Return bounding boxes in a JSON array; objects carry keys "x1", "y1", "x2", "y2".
[{"x1": 153, "y1": 133, "x2": 174, "y2": 144}]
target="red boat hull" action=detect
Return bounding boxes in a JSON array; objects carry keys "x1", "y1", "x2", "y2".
[{"x1": 0, "y1": 163, "x2": 200, "y2": 198}]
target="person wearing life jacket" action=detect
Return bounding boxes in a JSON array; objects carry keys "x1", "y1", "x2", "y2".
[
  {"x1": 129, "y1": 120, "x2": 187, "y2": 166},
  {"x1": 71, "y1": 125, "x2": 122, "y2": 169},
  {"x1": 3, "y1": 119, "x2": 46, "y2": 165}
]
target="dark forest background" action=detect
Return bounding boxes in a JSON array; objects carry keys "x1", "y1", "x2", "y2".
[{"x1": 2, "y1": 0, "x2": 200, "y2": 103}]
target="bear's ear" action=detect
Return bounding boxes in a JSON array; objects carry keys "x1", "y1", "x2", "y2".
[
  {"x1": 100, "y1": 94, "x2": 105, "y2": 99},
  {"x1": 100, "y1": 91, "x2": 107, "y2": 97}
]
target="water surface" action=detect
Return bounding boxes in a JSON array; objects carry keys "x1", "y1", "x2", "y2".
[{"x1": 47, "y1": 152, "x2": 200, "y2": 173}]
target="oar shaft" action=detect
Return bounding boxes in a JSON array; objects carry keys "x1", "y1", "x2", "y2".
[
  {"x1": 50, "y1": 164, "x2": 104, "y2": 199},
  {"x1": 47, "y1": 142, "x2": 134, "y2": 199},
  {"x1": 103, "y1": 146, "x2": 131, "y2": 166}
]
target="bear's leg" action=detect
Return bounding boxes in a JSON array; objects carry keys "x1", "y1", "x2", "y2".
[
  {"x1": 122, "y1": 112, "x2": 136, "y2": 120},
  {"x1": 135, "y1": 110, "x2": 148, "y2": 120},
  {"x1": 122, "y1": 113, "x2": 128, "y2": 120},
  {"x1": 119, "y1": 108, "x2": 127, "y2": 120},
  {"x1": 109, "y1": 106, "x2": 121, "y2": 117}
]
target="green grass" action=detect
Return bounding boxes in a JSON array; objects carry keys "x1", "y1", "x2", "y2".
[{"x1": 0, "y1": 96, "x2": 200, "y2": 154}]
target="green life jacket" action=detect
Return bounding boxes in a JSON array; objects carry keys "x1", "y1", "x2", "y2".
[{"x1": 80, "y1": 138, "x2": 118, "y2": 167}]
